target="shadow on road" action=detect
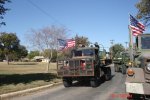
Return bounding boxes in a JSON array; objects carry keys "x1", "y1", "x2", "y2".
[
  {"x1": 71, "y1": 75, "x2": 115, "y2": 88},
  {"x1": 111, "y1": 74, "x2": 115, "y2": 79},
  {"x1": 0, "y1": 73, "x2": 58, "y2": 86},
  {"x1": 72, "y1": 81, "x2": 91, "y2": 87}
]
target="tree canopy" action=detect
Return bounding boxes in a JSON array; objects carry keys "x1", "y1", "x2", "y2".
[
  {"x1": 0, "y1": 32, "x2": 27, "y2": 64},
  {"x1": 27, "y1": 25, "x2": 68, "y2": 51},
  {"x1": 42, "y1": 49, "x2": 57, "y2": 62},
  {"x1": 27, "y1": 25, "x2": 68, "y2": 60},
  {"x1": 15, "y1": 45, "x2": 28, "y2": 59},
  {"x1": 0, "y1": 32, "x2": 20, "y2": 53},
  {"x1": 136, "y1": 0, "x2": 150, "y2": 26},
  {"x1": 75, "y1": 35, "x2": 90, "y2": 47},
  {"x1": 26, "y1": 25, "x2": 68, "y2": 71},
  {"x1": 27, "y1": 50, "x2": 40, "y2": 59},
  {"x1": 110, "y1": 44, "x2": 125, "y2": 59},
  {"x1": 0, "y1": 0, "x2": 10, "y2": 26}
]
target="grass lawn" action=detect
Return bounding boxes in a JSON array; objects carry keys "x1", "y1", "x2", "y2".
[{"x1": 0, "y1": 62, "x2": 61, "y2": 95}]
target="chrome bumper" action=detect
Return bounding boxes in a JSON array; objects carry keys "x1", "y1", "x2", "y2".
[{"x1": 125, "y1": 82, "x2": 150, "y2": 95}]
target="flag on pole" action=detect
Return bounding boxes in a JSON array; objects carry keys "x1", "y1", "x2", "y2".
[
  {"x1": 129, "y1": 15, "x2": 145, "y2": 36},
  {"x1": 67, "y1": 39, "x2": 75, "y2": 48},
  {"x1": 57, "y1": 39, "x2": 75, "y2": 50},
  {"x1": 57, "y1": 39, "x2": 67, "y2": 49}
]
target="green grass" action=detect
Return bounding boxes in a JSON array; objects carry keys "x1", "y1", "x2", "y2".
[
  {"x1": 0, "y1": 62, "x2": 61, "y2": 94},
  {"x1": 0, "y1": 62, "x2": 57, "y2": 74}
]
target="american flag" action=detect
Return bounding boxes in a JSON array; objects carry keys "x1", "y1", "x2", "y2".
[
  {"x1": 130, "y1": 15, "x2": 145, "y2": 36},
  {"x1": 67, "y1": 39, "x2": 75, "y2": 48},
  {"x1": 57, "y1": 39, "x2": 75, "y2": 50}
]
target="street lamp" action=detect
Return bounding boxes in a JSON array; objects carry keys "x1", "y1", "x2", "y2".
[{"x1": 110, "y1": 40, "x2": 114, "y2": 59}]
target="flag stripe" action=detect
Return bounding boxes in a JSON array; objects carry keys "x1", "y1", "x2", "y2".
[
  {"x1": 67, "y1": 40, "x2": 75, "y2": 48},
  {"x1": 57, "y1": 39, "x2": 75, "y2": 50},
  {"x1": 130, "y1": 15, "x2": 145, "y2": 36},
  {"x1": 130, "y1": 25, "x2": 143, "y2": 33},
  {"x1": 138, "y1": 22, "x2": 145, "y2": 30}
]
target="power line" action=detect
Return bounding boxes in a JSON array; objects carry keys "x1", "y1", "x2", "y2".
[
  {"x1": 27, "y1": 0, "x2": 79, "y2": 35},
  {"x1": 27, "y1": 0, "x2": 65, "y2": 27},
  {"x1": 110, "y1": 40, "x2": 114, "y2": 46}
]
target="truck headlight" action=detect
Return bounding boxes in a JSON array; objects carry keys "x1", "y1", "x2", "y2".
[
  {"x1": 127, "y1": 68, "x2": 134, "y2": 76},
  {"x1": 128, "y1": 62, "x2": 132, "y2": 66},
  {"x1": 147, "y1": 63, "x2": 150, "y2": 71}
]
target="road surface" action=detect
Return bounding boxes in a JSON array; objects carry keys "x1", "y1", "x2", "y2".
[{"x1": 11, "y1": 65, "x2": 127, "y2": 100}]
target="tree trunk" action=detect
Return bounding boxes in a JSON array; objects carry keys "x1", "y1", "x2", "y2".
[
  {"x1": 47, "y1": 59, "x2": 50, "y2": 73},
  {"x1": 46, "y1": 49, "x2": 53, "y2": 73},
  {"x1": 5, "y1": 54, "x2": 9, "y2": 65}
]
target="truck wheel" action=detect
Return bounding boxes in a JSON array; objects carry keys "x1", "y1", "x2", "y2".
[
  {"x1": 121, "y1": 65, "x2": 126, "y2": 74},
  {"x1": 105, "y1": 68, "x2": 111, "y2": 81},
  {"x1": 63, "y1": 80, "x2": 72, "y2": 87},
  {"x1": 90, "y1": 80, "x2": 98, "y2": 87}
]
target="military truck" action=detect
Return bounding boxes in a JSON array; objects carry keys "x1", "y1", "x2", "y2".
[
  {"x1": 125, "y1": 34, "x2": 150, "y2": 99},
  {"x1": 114, "y1": 51, "x2": 130, "y2": 74},
  {"x1": 57, "y1": 44, "x2": 112, "y2": 87}
]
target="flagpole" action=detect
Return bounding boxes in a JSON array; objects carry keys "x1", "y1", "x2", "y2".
[
  {"x1": 128, "y1": 14, "x2": 134, "y2": 67},
  {"x1": 128, "y1": 14, "x2": 146, "y2": 67}
]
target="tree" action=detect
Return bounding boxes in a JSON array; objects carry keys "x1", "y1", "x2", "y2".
[
  {"x1": 0, "y1": 51, "x2": 4, "y2": 61},
  {"x1": 26, "y1": 25, "x2": 68, "y2": 72},
  {"x1": 75, "y1": 35, "x2": 90, "y2": 47},
  {"x1": 0, "y1": 32, "x2": 20, "y2": 64},
  {"x1": 27, "y1": 50, "x2": 40, "y2": 59},
  {"x1": 136, "y1": 0, "x2": 150, "y2": 26},
  {"x1": 0, "y1": 0, "x2": 10, "y2": 26},
  {"x1": 110, "y1": 44, "x2": 125, "y2": 59},
  {"x1": 58, "y1": 48, "x2": 73, "y2": 59},
  {"x1": 7, "y1": 45, "x2": 28, "y2": 61},
  {"x1": 15, "y1": 45, "x2": 28, "y2": 60},
  {"x1": 42, "y1": 49, "x2": 57, "y2": 62}
]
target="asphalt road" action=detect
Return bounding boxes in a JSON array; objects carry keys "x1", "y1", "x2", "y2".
[{"x1": 11, "y1": 65, "x2": 127, "y2": 100}]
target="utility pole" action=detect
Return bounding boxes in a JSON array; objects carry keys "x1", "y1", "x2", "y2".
[
  {"x1": 110, "y1": 40, "x2": 114, "y2": 59},
  {"x1": 125, "y1": 42, "x2": 128, "y2": 50},
  {"x1": 110, "y1": 40, "x2": 114, "y2": 46}
]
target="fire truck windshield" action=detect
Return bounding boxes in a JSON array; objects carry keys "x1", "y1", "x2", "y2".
[
  {"x1": 83, "y1": 49, "x2": 94, "y2": 56},
  {"x1": 74, "y1": 49, "x2": 94, "y2": 57}
]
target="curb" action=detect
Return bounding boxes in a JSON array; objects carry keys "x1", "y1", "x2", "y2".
[{"x1": 0, "y1": 82, "x2": 62, "y2": 100}]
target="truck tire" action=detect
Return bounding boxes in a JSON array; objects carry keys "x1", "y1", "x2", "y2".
[
  {"x1": 63, "y1": 80, "x2": 72, "y2": 87},
  {"x1": 90, "y1": 80, "x2": 98, "y2": 87},
  {"x1": 105, "y1": 68, "x2": 111, "y2": 81}
]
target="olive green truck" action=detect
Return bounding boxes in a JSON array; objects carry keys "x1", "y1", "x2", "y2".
[
  {"x1": 57, "y1": 44, "x2": 112, "y2": 87},
  {"x1": 125, "y1": 34, "x2": 150, "y2": 99}
]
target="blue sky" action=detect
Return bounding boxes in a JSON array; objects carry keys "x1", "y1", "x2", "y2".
[{"x1": 1, "y1": 0, "x2": 148, "y2": 51}]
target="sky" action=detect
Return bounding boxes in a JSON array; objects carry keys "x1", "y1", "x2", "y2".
[{"x1": 1, "y1": 0, "x2": 149, "y2": 51}]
